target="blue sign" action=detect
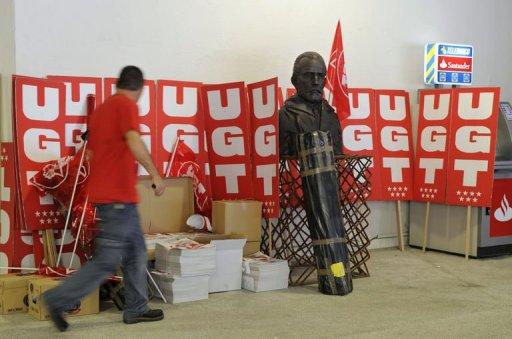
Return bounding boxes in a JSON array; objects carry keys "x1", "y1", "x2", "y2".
[
  {"x1": 425, "y1": 42, "x2": 474, "y2": 86},
  {"x1": 438, "y1": 44, "x2": 473, "y2": 57}
]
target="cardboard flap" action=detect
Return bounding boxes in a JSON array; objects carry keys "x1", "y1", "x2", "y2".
[{"x1": 138, "y1": 177, "x2": 194, "y2": 234}]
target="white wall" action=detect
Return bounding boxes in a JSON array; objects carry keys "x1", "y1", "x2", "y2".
[
  {"x1": 0, "y1": 0, "x2": 15, "y2": 141},
  {"x1": 5, "y1": 0, "x2": 512, "y2": 248}
]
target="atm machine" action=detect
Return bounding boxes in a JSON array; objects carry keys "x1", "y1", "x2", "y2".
[{"x1": 410, "y1": 102, "x2": 512, "y2": 257}]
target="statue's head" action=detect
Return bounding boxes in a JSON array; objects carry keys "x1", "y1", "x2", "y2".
[{"x1": 291, "y1": 52, "x2": 327, "y2": 103}]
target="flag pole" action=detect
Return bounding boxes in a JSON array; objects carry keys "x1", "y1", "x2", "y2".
[
  {"x1": 164, "y1": 136, "x2": 181, "y2": 178},
  {"x1": 422, "y1": 202, "x2": 431, "y2": 252},
  {"x1": 395, "y1": 200, "x2": 405, "y2": 251},
  {"x1": 465, "y1": 205, "x2": 471, "y2": 260}
]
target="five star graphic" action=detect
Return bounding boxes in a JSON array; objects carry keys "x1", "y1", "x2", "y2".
[
  {"x1": 388, "y1": 186, "x2": 409, "y2": 198},
  {"x1": 454, "y1": 190, "x2": 482, "y2": 203}
]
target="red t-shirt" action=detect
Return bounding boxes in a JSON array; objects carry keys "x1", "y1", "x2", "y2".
[{"x1": 87, "y1": 94, "x2": 140, "y2": 203}]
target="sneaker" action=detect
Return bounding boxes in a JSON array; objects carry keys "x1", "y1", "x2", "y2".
[
  {"x1": 48, "y1": 308, "x2": 69, "y2": 332},
  {"x1": 123, "y1": 309, "x2": 164, "y2": 324},
  {"x1": 43, "y1": 293, "x2": 69, "y2": 332}
]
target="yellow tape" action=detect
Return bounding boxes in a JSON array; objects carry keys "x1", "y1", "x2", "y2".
[{"x1": 330, "y1": 262, "x2": 345, "y2": 278}]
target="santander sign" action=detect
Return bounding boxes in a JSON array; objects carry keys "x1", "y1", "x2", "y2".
[{"x1": 438, "y1": 56, "x2": 472, "y2": 72}]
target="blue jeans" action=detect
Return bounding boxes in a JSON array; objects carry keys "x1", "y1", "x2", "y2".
[{"x1": 43, "y1": 203, "x2": 149, "y2": 321}]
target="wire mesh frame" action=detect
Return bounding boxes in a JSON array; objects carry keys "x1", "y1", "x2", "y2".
[{"x1": 261, "y1": 155, "x2": 372, "y2": 285}]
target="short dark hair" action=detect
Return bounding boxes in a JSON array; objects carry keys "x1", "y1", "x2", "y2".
[{"x1": 116, "y1": 65, "x2": 144, "y2": 91}]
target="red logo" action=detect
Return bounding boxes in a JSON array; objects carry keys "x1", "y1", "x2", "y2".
[{"x1": 438, "y1": 56, "x2": 472, "y2": 72}]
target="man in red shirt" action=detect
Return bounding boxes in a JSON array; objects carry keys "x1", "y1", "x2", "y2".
[{"x1": 43, "y1": 66, "x2": 166, "y2": 331}]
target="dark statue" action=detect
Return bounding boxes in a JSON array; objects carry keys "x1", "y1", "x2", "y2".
[{"x1": 279, "y1": 51, "x2": 343, "y2": 156}]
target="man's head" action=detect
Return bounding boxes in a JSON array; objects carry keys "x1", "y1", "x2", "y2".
[
  {"x1": 116, "y1": 65, "x2": 144, "y2": 101},
  {"x1": 291, "y1": 52, "x2": 326, "y2": 103}
]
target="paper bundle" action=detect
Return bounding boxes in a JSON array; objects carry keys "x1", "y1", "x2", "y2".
[
  {"x1": 144, "y1": 233, "x2": 183, "y2": 251},
  {"x1": 150, "y1": 270, "x2": 209, "y2": 304},
  {"x1": 154, "y1": 237, "x2": 216, "y2": 276},
  {"x1": 242, "y1": 252, "x2": 289, "y2": 292}
]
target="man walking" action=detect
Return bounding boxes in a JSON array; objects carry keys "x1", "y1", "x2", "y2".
[{"x1": 43, "y1": 66, "x2": 166, "y2": 331}]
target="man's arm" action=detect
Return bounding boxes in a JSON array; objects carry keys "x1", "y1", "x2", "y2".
[{"x1": 124, "y1": 130, "x2": 165, "y2": 196}]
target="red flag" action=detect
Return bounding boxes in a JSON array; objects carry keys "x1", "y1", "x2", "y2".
[
  {"x1": 167, "y1": 138, "x2": 212, "y2": 216},
  {"x1": 326, "y1": 20, "x2": 350, "y2": 121}
]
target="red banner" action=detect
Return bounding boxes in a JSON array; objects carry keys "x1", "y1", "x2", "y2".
[
  {"x1": 13, "y1": 76, "x2": 68, "y2": 230},
  {"x1": 0, "y1": 142, "x2": 38, "y2": 272},
  {"x1": 201, "y1": 82, "x2": 254, "y2": 200},
  {"x1": 343, "y1": 89, "x2": 381, "y2": 200},
  {"x1": 47, "y1": 76, "x2": 103, "y2": 154},
  {"x1": 446, "y1": 88, "x2": 500, "y2": 207},
  {"x1": 247, "y1": 78, "x2": 279, "y2": 218},
  {"x1": 1, "y1": 143, "x2": 15, "y2": 272},
  {"x1": 156, "y1": 80, "x2": 206, "y2": 174},
  {"x1": 413, "y1": 89, "x2": 453, "y2": 203},
  {"x1": 156, "y1": 80, "x2": 212, "y2": 214},
  {"x1": 325, "y1": 20, "x2": 350, "y2": 120},
  {"x1": 104, "y1": 78, "x2": 157, "y2": 175},
  {"x1": 490, "y1": 179, "x2": 512, "y2": 237},
  {"x1": 374, "y1": 90, "x2": 414, "y2": 200}
]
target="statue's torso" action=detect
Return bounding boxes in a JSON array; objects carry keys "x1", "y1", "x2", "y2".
[{"x1": 279, "y1": 95, "x2": 343, "y2": 156}]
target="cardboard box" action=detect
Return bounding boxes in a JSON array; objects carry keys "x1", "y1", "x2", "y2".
[
  {"x1": 0, "y1": 274, "x2": 35, "y2": 314},
  {"x1": 244, "y1": 241, "x2": 261, "y2": 256},
  {"x1": 212, "y1": 200, "x2": 262, "y2": 242},
  {"x1": 28, "y1": 277, "x2": 99, "y2": 320},
  {"x1": 137, "y1": 177, "x2": 194, "y2": 234}
]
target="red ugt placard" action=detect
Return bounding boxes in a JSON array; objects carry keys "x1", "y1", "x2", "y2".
[
  {"x1": 47, "y1": 76, "x2": 103, "y2": 154},
  {"x1": 13, "y1": 76, "x2": 68, "y2": 230},
  {"x1": 343, "y1": 89, "x2": 381, "y2": 200},
  {"x1": 155, "y1": 80, "x2": 206, "y2": 174},
  {"x1": 446, "y1": 87, "x2": 500, "y2": 207},
  {"x1": 0, "y1": 143, "x2": 15, "y2": 272},
  {"x1": 104, "y1": 78, "x2": 157, "y2": 175},
  {"x1": 374, "y1": 90, "x2": 414, "y2": 200},
  {"x1": 247, "y1": 78, "x2": 279, "y2": 218},
  {"x1": 201, "y1": 82, "x2": 254, "y2": 200},
  {"x1": 413, "y1": 89, "x2": 453, "y2": 203}
]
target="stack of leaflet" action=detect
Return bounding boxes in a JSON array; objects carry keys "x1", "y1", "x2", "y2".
[
  {"x1": 144, "y1": 233, "x2": 179, "y2": 251},
  {"x1": 150, "y1": 271, "x2": 209, "y2": 304},
  {"x1": 242, "y1": 252, "x2": 289, "y2": 292},
  {"x1": 152, "y1": 237, "x2": 215, "y2": 303}
]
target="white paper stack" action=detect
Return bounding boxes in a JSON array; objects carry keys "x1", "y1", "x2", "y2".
[
  {"x1": 154, "y1": 238, "x2": 216, "y2": 276},
  {"x1": 144, "y1": 233, "x2": 180, "y2": 251},
  {"x1": 150, "y1": 270, "x2": 209, "y2": 304},
  {"x1": 152, "y1": 237, "x2": 216, "y2": 303},
  {"x1": 242, "y1": 252, "x2": 289, "y2": 292}
]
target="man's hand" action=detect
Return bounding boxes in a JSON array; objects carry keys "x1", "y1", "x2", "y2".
[
  {"x1": 152, "y1": 176, "x2": 166, "y2": 197},
  {"x1": 125, "y1": 130, "x2": 166, "y2": 196}
]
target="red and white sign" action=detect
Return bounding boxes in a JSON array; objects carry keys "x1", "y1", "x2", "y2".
[
  {"x1": 438, "y1": 56, "x2": 472, "y2": 72},
  {"x1": 201, "y1": 82, "x2": 254, "y2": 200},
  {"x1": 446, "y1": 88, "x2": 500, "y2": 207},
  {"x1": 413, "y1": 89, "x2": 453, "y2": 203},
  {"x1": 13, "y1": 76, "x2": 68, "y2": 230},
  {"x1": 247, "y1": 78, "x2": 279, "y2": 218},
  {"x1": 47, "y1": 76, "x2": 103, "y2": 154},
  {"x1": 343, "y1": 89, "x2": 381, "y2": 200},
  {"x1": 277, "y1": 87, "x2": 295, "y2": 108},
  {"x1": 490, "y1": 179, "x2": 512, "y2": 237},
  {"x1": 104, "y1": 78, "x2": 157, "y2": 175},
  {"x1": 374, "y1": 90, "x2": 414, "y2": 200},
  {"x1": 1, "y1": 143, "x2": 15, "y2": 272},
  {"x1": 0, "y1": 142, "x2": 38, "y2": 272},
  {"x1": 156, "y1": 80, "x2": 212, "y2": 214},
  {"x1": 156, "y1": 80, "x2": 207, "y2": 174}
]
